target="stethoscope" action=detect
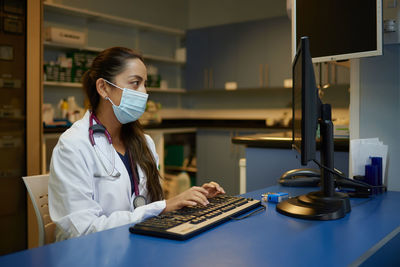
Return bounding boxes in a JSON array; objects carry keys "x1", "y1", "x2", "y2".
[{"x1": 89, "y1": 112, "x2": 147, "y2": 208}]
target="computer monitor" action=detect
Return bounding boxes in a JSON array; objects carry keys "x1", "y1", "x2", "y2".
[
  {"x1": 276, "y1": 37, "x2": 350, "y2": 220},
  {"x1": 292, "y1": 36, "x2": 319, "y2": 166},
  {"x1": 292, "y1": 0, "x2": 382, "y2": 63}
]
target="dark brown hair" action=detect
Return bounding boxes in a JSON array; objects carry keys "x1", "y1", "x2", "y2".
[{"x1": 82, "y1": 47, "x2": 164, "y2": 202}]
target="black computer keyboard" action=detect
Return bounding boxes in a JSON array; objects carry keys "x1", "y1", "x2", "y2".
[{"x1": 129, "y1": 195, "x2": 263, "y2": 240}]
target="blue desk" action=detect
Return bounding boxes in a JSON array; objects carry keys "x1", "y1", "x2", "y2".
[{"x1": 1, "y1": 186, "x2": 400, "y2": 267}]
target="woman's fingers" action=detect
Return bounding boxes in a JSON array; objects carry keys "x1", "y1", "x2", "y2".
[
  {"x1": 203, "y1": 182, "x2": 221, "y2": 191},
  {"x1": 190, "y1": 190, "x2": 209, "y2": 206},
  {"x1": 166, "y1": 183, "x2": 226, "y2": 213},
  {"x1": 191, "y1": 186, "x2": 209, "y2": 195},
  {"x1": 182, "y1": 200, "x2": 197, "y2": 207},
  {"x1": 202, "y1": 182, "x2": 226, "y2": 195},
  {"x1": 210, "y1": 182, "x2": 225, "y2": 193}
]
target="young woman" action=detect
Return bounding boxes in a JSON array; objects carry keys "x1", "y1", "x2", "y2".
[{"x1": 49, "y1": 47, "x2": 225, "y2": 241}]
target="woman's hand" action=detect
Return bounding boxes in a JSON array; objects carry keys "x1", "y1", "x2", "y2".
[
  {"x1": 163, "y1": 182, "x2": 226, "y2": 213},
  {"x1": 163, "y1": 186, "x2": 210, "y2": 213},
  {"x1": 202, "y1": 181, "x2": 225, "y2": 198}
]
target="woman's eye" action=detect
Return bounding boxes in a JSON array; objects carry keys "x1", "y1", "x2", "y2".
[{"x1": 130, "y1": 81, "x2": 140, "y2": 87}]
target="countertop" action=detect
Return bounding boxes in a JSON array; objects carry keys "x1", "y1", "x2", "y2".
[
  {"x1": 44, "y1": 117, "x2": 289, "y2": 133},
  {"x1": 232, "y1": 132, "x2": 349, "y2": 151},
  {"x1": 44, "y1": 108, "x2": 348, "y2": 134}
]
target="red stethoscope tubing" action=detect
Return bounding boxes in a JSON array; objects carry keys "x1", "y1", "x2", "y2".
[
  {"x1": 128, "y1": 151, "x2": 140, "y2": 197},
  {"x1": 89, "y1": 112, "x2": 112, "y2": 145}
]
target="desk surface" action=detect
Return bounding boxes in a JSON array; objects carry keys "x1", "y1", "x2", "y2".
[{"x1": 1, "y1": 186, "x2": 400, "y2": 267}]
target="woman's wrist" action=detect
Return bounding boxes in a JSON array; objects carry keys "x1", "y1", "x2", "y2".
[{"x1": 163, "y1": 198, "x2": 175, "y2": 213}]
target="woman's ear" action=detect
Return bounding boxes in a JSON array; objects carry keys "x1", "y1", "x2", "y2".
[{"x1": 96, "y1": 78, "x2": 108, "y2": 99}]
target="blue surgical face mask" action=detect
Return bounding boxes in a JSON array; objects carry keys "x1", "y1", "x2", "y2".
[{"x1": 103, "y1": 79, "x2": 148, "y2": 124}]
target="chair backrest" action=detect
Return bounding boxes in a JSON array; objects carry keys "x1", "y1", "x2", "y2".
[{"x1": 22, "y1": 174, "x2": 56, "y2": 246}]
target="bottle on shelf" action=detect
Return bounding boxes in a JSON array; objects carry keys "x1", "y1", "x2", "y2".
[{"x1": 60, "y1": 99, "x2": 68, "y2": 119}]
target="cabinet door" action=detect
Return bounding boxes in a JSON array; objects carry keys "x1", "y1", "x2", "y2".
[
  {"x1": 186, "y1": 17, "x2": 292, "y2": 90},
  {"x1": 235, "y1": 18, "x2": 292, "y2": 89},
  {"x1": 235, "y1": 21, "x2": 269, "y2": 88},
  {"x1": 208, "y1": 25, "x2": 237, "y2": 89},
  {"x1": 197, "y1": 129, "x2": 247, "y2": 195},
  {"x1": 186, "y1": 29, "x2": 209, "y2": 90},
  {"x1": 261, "y1": 17, "x2": 291, "y2": 88}
]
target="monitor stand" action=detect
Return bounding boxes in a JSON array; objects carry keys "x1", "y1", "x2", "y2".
[{"x1": 276, "y1": 104, "x2": 350, "y2": 220}]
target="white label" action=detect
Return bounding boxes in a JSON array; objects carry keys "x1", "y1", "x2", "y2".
[
  {"x1": 284, "y1": 78, "x2": 293, "y2": 88},
  {"x1": 0, "y1": 78, "x2": 22, "y2": 88},
  {"x1": 0, "y1": 46, "x2": 14, "y2": 60},
  {"x1": 225, "y1": 82, "x2": 237, "y2": 90},
  {"x1": 0, "y1": 136, "x2": 22, "y2": 148}
]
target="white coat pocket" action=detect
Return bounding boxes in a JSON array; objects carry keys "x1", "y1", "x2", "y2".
[{"x1": 93, "y1": 175, "x2": 131, "y2": 216}]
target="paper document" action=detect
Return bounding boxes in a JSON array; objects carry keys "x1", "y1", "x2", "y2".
[{"x1": 350, "y1": 138, "x2": 388, "y2": 184}]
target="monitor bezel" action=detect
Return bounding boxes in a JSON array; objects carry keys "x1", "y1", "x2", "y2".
[
  {"x1": 292, "y1": 37, "x2": 318, "y2": 165},
  {"x1": 291, "y1": 0, "x2": 383, "y2": 63}
]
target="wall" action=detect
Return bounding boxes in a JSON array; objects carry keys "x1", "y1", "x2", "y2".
[
  {"x1": 356, "y1": 45, "x2": 400, "y2": 191},
  {"x1": 51, "y1": 0, "x2": 188, "y2": 29},
  {"x1": 187, "y1": 0, "x2": 286, "y2": 29}
]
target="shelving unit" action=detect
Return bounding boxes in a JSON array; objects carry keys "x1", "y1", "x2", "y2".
[
  {"x1": 43, "y1": 41, "x2": 103, "y2": 53},
  {"x1": 147, "y1": 88, "x2": 186, "y2": 93},
  {"x1": 43, "y1": 81, "x2": 82, "y2": 88},
  {"x1": 42, "y1": 1, "x2": 187, "y2": 175},
  {"x1": 43, "y1": 2, "x2": 185, "y2": 36},
  {"x1": 43, "y1": 81, "x2": 186, "y2": 93},
  {"x1": 164, "y1": 166, "x2": 197, "y2": 173},
  {"x1": 42, "y1": 0, "x2": 186, "y2": 110},
  {"x1": 44, "y1": 41, "x2": 186, "y2": 65},
  {"x1": 185, "y1": 87, "x2": 291, "y2": 93},
  {"x1": 145, "y1": 128, "x2": 196, "y2": 178}
]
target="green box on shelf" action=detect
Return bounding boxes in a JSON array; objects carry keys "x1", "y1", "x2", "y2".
[
  {"x1": 72, "y1": 66, "x2": 87, "y2": 83},
  {"x1": 164, "y1": 145, "x2": 185, "y2": 167},
  {"x1": 190, "y1": 175, "x2": 196, "y2": 187}
]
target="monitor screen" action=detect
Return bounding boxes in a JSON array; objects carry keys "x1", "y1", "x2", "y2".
[
  {"x1": 292, "y1": 36, "x2": 319, "y2": 165},
  {"x1": 292, "y1": 0, "x2": 382, "y2": 62}
]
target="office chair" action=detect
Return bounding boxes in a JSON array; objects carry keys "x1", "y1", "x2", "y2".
[{"x1": 22, "y1": 174, "x2": 56, "y2": 246}]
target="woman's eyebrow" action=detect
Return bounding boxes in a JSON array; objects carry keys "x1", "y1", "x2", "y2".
[{"x1": 128, "y1": 75, "x2": 143, "y2": 80}]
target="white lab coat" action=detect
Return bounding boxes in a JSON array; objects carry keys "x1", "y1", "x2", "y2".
[{"x1": 49, "y1": 110, "x2": 166, "y2": 241}]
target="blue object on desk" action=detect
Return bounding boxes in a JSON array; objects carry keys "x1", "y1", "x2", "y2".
[
  {"x1": 264, "y1": 192, "x2": 289, "y2": 203},
  {"x1": 0, "y1": 186, "x2": 400, "y2": 267},
  {"x1": 365, "y1": 164, "x2": 379, "y2": 186},
  {"x1": 370, "y1": 157, "x2": 383, "y2": 186},
  {"x1": 365, "y1": 156, "x2": 385, "y2": 195}
]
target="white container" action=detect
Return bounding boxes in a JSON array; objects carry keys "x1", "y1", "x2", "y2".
[
  {"x1": 239, "y1": 158, "x2": 246, "y2": 194},
  {"x1": 225, "y1": 82, "x2": 237, "y2": 90},
  {"x1": 45, "y1": 27, "x2": 87, "y2": 46},
  {"x1": 175, "y1": 47, "x2": 186, "y2": 62}
]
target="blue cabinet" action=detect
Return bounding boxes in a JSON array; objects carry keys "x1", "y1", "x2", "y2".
[
  {"x1": 208, "y1": 25, "x2": 237, "y2": 89},
  {"x1": 186, "y1": 17, "x2": 291, "y2": 90},
  {"x1": 186, "y1": 29, "x2": 209, "y2": 90}
]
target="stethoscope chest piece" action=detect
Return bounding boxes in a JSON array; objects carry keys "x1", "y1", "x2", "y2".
[{"x1": 133, "y1": 195, "x2": 147, "y2": 208}]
